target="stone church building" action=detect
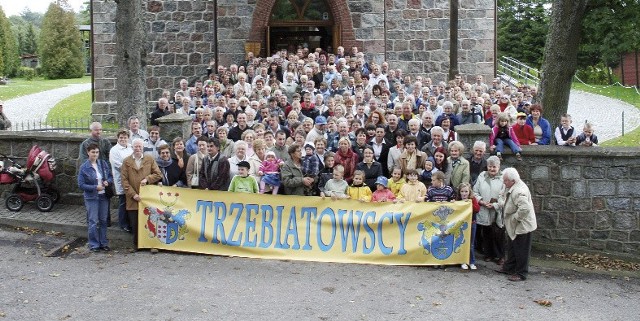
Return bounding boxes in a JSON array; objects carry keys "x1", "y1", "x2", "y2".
[{"x1": 90, "y1": 0, "x2": 496, "y2": 118}]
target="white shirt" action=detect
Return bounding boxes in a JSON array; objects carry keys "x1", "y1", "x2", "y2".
[{"x1": 109, "y1": 143, "x2": 133, "y2": 194}]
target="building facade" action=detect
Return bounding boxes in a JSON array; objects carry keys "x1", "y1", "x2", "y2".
[{"x1": 91, "y1": 0, "x2": 496, "y2": 119}]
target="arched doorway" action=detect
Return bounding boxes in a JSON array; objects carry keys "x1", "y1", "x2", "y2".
[{"x1": 267, "y1": 0, "x2": 338, "y2": 55}]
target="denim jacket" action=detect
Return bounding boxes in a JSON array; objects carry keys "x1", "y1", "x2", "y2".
[{"x1": 77, "y1": 159, "x2": 113, "y2": 200}]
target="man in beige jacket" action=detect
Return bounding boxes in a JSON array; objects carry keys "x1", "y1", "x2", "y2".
[{"x1": 496, "y1": 167, "x2": 537, "y2": 281}]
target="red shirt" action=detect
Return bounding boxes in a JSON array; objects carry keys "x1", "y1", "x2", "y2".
[{"x1": 513, "y1": 123, "x2": 535, "y2": 145}]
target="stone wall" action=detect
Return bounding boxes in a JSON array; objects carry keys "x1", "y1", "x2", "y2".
[
  {"x1": 0, "y1": 132, "x2": 114, "y2": 204},
  {"x1": 91, "y1": 0, "x2": 496, "y2": 118},
  {"x1": 1, "y1": 130, "x2": 639, "y2": 257}
]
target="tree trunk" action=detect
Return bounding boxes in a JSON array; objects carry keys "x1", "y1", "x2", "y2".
[
  {"x1": 448, "y1": 0, "x2": 459, "y2": 81},
  {"x1": 539, "y1": 0, "x2": 588, "y2": 130},
  {"x1": 114, "y1": 0, "x2": 147, "y2": 128}
]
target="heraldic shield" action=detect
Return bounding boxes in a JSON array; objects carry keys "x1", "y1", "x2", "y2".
[
  {"x1": 143, "y1": 191, "x2": 191, "y2": 245},
  {"x1": 417, "y1": 205, "x2": 468, "y2": 260}
]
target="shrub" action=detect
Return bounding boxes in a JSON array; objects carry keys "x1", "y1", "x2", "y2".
[{"x1": 17, "y1": 67, "x2": 36, "y2": 80}]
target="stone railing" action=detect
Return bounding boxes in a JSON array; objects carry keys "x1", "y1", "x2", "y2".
[{"x1": 1, "y1": 125, "x2": 639, "y2": 257}]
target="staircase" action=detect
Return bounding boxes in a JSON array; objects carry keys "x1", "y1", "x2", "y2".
[{"x1": 497, "y1": 56, "x2": 540, "y2": 88}]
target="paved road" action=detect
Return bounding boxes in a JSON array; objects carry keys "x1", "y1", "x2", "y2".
[
  {"x1": 0, "y1": 227, "x2": 638, "y2": 320},
  {"x1": 2, "y1": 83, "x2": 91, "y2": 123}
]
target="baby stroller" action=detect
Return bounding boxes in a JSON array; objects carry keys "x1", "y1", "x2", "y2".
[{"x1": 0, "y1": 145, "x2": 59, "y2": 212}]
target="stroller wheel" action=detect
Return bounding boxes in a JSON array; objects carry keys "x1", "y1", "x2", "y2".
[
  {"x1": 47, "y1": 188, "x2": 60, "y2": 204},
  {"x1": 5, "y1": 194, "x2": 23, "y2": 212},
  {"x1": 36, "y1": 194, "x2": 54, "y2": 212}
]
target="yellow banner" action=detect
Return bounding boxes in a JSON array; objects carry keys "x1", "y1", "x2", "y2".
[{"x1": 138, "y1": 185, "x2": 471, "y2": 265}]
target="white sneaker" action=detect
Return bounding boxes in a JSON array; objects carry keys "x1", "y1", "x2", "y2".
[
  {"x1": 470, "y1": 264, "x2": 477, "y2": 270},
  {"x1": 461, "y1": 263, "x2": 469, "y2": 270}
]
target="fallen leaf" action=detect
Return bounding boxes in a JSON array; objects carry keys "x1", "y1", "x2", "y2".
[
  {"x1": 518, "y1": 305, "x2": 525, "y2": 309},
  {"x1": 432, "y1": 302, "x2": 442, "y2": 306},
  {"x1": 49, "y1": 273, "x2": 61, "y2": 277},
  {"x1": 534, "y1": 299, "x2": 552, "y2": 307}
]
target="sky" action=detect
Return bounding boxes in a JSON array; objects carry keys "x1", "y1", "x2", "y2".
[{"x1": 0, "y1": 0, "x2": 86, "y2": 16}]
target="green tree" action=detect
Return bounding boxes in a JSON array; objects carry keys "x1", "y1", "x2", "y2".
[
  {"x1": 23, "y1": 23, "x2": 38, "y2": 55},
  {"x1": 0, "y1": 6, "x2": 20, "y2": 77},
  {"x1": 539, "y1": 0, "x2": 589, "y2": 130},
  {"x1": 39, "y1": 3, "x2": 84, "y2": 79},
  {"x1": 579, "y1": 0, "x2": 640, "y2": 76},
  {"x1": 497, "y1": 0, "x2": 550, "y2": 68}
]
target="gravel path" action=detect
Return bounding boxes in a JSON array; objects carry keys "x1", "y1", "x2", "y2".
[
  {"x1": 2, "y1": 84, "x2": 638, "y2": 142},
  {"x1": 568, "y1": 90, "x2": 640, "y2": 142},
  {"x1": 2, "y1": 83, "x2": 91, "y2": 125}
]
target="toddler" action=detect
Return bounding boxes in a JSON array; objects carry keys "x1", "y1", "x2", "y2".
[
  {"x1": 321, "y1": 164, "x2": 348, "y2": 200},
  {"x1": 302, "y1": 143, "x2": 320, "y2": 196},
  {"x1": 371, "y1": 176, "x2": 396, "y2": 202},
  {"x1": 419, "y1": 158, "x2": 435, "y2": 187},
  {"x1": 258, "y1": 151, "x2": 283, "y2": 194},
  {"x1": 575, "y1": 122, "x2": 598, "y2": 146}
]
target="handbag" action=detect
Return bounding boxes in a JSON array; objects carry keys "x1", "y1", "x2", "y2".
[
  {"x1": 190, "y1": 155, "x2": 200, "y2": 187},
  {"x1": 101, "y1": 161, "x2": 115, "y2": 198}
]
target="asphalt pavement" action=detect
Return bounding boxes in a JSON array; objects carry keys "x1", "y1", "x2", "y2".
[{"x1": 0, "y1": 204, "x2": 639, "y2": 320}]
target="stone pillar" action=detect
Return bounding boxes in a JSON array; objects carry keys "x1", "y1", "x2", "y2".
[
  {"x1": 455, "y1": 123, "x2": 491, "y2": 157},
  {"x1": 157, "y1": 113, "x2": 194, "y2": 143}
]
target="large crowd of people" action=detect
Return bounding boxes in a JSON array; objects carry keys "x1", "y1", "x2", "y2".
[{"x1": 78, "y1": 45, "x2": 552, "y2": 280}]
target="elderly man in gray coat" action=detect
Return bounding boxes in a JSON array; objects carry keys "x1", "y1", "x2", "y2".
[{"x1": 495, "y1": 167, "x2": 537, "y2": 281}]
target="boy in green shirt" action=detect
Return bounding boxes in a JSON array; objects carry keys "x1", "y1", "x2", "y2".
[{"x1": 228, "y1": 161, "x2": 259, "y2": 193}]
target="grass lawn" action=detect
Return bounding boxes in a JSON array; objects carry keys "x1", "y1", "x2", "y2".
[
  {"x1": 46, "y1": 90, "x2": 92, "y2": 121},
  {"x1": 0, "y1": 76, "x2": 91, "y2": 101},
  {"x1": 572, "y1": 82, "x2": 640, "y2": 146}
]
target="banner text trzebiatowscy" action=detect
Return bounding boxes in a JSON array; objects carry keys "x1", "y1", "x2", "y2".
[{"x1": 138, "y1": 185, "x2": 471, "y2": 265}]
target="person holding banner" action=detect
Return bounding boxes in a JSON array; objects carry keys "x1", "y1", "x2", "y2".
[
  {"x1": 281, "y1": 144, "x2": 315, "y2": 195},
  {"x1": 495, "y1": 168, "x2": 537, "y2": 281},
  {"x1": 121, "y1": 138, "x2": 162, "y2": 249}
]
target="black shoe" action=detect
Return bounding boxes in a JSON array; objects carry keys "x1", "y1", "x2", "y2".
[
  {"x1": 89, "y1": 247, "x2": 100, "y2": 253},
  {"x1": 101, "y1": 246, "x2": 111, "y2": 252}
]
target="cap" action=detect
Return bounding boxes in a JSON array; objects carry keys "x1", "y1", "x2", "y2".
[
  {"x1": 304, "y1": 143, "x2": 315, "y2": 151},
  {"x1": 266, "y1": 151, "x2": 276, "y2": 158},
  {"x1": 375, "y1": 176, "x2": 388, "y2": 188},
  {"x1": 516, "y1": 112, "x2": 527, "y2": 119},
  {"x1": 315, "y1": 116, "x2": 327, "y2": 125},
  {"x1": 237, "y1": 161, "x2": 251, "y2": 169}
]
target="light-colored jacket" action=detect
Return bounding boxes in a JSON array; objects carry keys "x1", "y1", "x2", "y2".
[
  {"x1": 446, "y1": 157, "x2": 470, "y2": 190},
  {"x1": 473, "y1": 171, "x2": 503, "y2": 226},
  {"x1": 497, "y1": 180, "x2": 537, "y2": 240},
  {"x1": 121, "y1": 155, "x2": 162, "y2": 211}
]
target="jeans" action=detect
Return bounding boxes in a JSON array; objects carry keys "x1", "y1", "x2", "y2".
[
  {"x1": 495, "y1": 138, "x2": 522, "y2": 154},
  {"x1": 85, "y1": 194, "x2": 110, "y2": 249},
  {"x1": 118, "y1": 194, "x2": 130, "y2": 230}
]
